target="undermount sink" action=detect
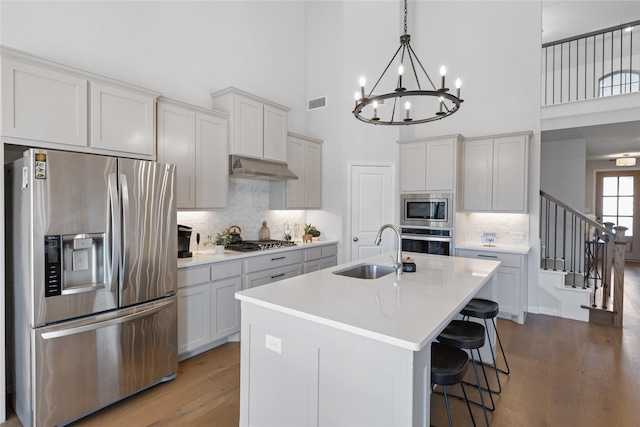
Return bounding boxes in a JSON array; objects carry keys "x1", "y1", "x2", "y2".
[{"x1": 332, "y1": 263, "x2": 396, "y2": 280}]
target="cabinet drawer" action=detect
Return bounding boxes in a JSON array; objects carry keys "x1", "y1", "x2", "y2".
[
  {"x1": 211, "y1": 261, "x2": 242, "y2": 281},
  {"x1": 178, "y1": 265, "x2": 211, "y2": 287},
  {"x1": 245, "y1": 251, "x2": 302, "y2": 273},
  {"x1": 304, "y1": 247, "x2": 322, "y2": 262},
  {"x1": 456, "y1": 249, "x2": 521, "y2": 268},
  {"x1": 322, "y1": 245, "x2": 337, "y2": 258},
  {"x1": 245, "y1": 264, "x2": 302, "y2": 288}
]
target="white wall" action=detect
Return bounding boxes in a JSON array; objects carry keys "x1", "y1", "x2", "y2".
[
  {"x1": 541, "y1": 138, "x2": 587, "y2": 211},
  {"x1": 0, "y1": 0, "x2": 309, "y2": 131}
]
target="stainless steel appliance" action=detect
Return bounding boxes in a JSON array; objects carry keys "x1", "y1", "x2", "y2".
[
  {"x1": 5, "y1": 149, "x2": 177, "y2": 427},
  {"x1": 178, "y1": 224, "x2": 193, "y2": 258},
  {"x1": 401, "y1": 227, "x2": 452, "y2": 256},
  {"x1": 401, "y1": 193, "x2": 453, "y2": 228}
]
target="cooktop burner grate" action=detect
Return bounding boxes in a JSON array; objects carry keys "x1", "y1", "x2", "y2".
[{"x1": 226, "y1": 240, "x2": 297, "y2": 252}]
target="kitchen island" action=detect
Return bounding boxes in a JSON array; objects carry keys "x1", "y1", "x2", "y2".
[{"x1": 235, "y1": 252, "x2": 501, "y2": 426}]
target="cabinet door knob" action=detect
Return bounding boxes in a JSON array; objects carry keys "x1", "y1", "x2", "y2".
[{"x1": 353, "y1": 237, "x2": 359, "y2": 242}]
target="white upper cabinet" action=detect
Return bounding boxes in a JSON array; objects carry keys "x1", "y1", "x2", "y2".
[
  {"x1": 269, "y1": 132, "x2": 323, "y2": 210},
  {"x1": 1, "y1": 58, "x2": 88, "y2": 147},
  {"x1": 157, "y1": 97, "x2": 229, "y2": 209},
  {"x1": 90, "y1": 81, "x2": 155, "y2": 156},
  {"x1": 232, "y1": 94, "x2": 263, "y2": 158},
  {"x1": 157, "y1": 101, "x2": 196, "y2": 208},
  {"x1": 462, "y1": 132, "x2": 531, "y2": 212},
  {"x1": 1, "y1": 48, "x2": 159, "y2": 160},
  {"x1": 398, "y1": 135, "x2": 462, "y2": 193},
  {"x1": 195, "y1": 112, "x2": 228, "y2": 209},
  {"x1": 263, "y1": 104, "x2": 288, "y2": 162},
  {"x1": 210, "y1": 87, "x2": 290, "y2": 162}
]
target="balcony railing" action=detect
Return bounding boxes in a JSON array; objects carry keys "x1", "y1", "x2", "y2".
[{"x1": 542, "y1": 20, "x2": 640, "y2": 106}]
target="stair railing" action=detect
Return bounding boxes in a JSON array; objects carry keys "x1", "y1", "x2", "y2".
[{"x1": 540, "y1": 191, "x2": 627, "y2": 323}]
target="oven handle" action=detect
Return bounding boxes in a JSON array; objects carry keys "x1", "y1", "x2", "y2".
[{"x1": 401, "y1": 235, "x2": 452, "y2": 243}]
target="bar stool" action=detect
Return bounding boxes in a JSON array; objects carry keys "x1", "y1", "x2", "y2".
[
  {"x1": 437, "y1": 320, "x2": 493, "y2": 427},
  {"x1": 461, "y1": 298, "x2": 511, "y2": 394},
  {"x1": 431, "y1": 342, "x2": 476, "y2": 427}
]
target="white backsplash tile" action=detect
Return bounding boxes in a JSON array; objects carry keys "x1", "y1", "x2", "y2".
[
  {"x1": 177, "y1": 179, "x2": 306, "y2": 252},
  {"x1": 463, "y1": 212, "x2": 529, "y2": 245}
]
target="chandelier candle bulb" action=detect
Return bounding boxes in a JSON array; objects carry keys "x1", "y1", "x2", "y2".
[
  {"x1": 455, "y1": 78, "x2": 462, "y2": 98},
  {"x1": 354, "y1": 92, "x2": 360, "y2": 107},
  {"x1": 397, "y1": 65, "x2": 405, "y2": 91},
  {"x1": 359, "y1": 76, "x2": 366, "y2": 99},
  {"x1": 373, "y1": 101, "x2": 379, "y2": 120},
  {"x1": 405, "y1": 101, "x2": 411, "y2": 121},
  {"x1": 440, "y1": 65, "x2": 447, "y2": 90}
]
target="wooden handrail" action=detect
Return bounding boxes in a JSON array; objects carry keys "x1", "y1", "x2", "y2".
[
  {"x1": 540, "y1": 190, "x2": 627, "y2": 326},
  {"x1": 540, "y1": 190, "x2": 614, "y2": 238}
]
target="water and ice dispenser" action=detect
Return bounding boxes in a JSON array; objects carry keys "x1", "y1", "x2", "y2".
[{"x1": 44, "y1": 233, "x2": 105, "y2": 296}]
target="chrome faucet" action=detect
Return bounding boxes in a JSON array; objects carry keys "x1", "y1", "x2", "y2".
[{"x1": 374, "y1": 224, "x2": 403, "y2": 275}]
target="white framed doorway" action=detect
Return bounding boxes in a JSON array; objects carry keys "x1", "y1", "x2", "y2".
[{"x1": 348, "y1": 163, "x2": 396, "y2": 261}]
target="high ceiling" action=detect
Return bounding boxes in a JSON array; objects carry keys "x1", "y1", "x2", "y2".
[{"x1": 542, "y1": 1, "x2": 640, "y2": 161}]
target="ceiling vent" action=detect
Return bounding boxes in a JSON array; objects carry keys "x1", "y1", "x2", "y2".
[{"x1": 307, "y1": 96, "x2": 327, "y2": 110}]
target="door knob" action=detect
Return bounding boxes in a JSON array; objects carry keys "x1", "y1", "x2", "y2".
[{"x1": 353, "y1": 237, "x2": 359, "y2": 242}]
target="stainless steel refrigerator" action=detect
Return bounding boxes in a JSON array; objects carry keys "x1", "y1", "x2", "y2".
[{"x1": 5, "y1": 148, "x2": 178, "y2": 427}]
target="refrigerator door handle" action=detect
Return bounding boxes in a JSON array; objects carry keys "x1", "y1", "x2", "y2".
[
  {"x1": 106, "y1": 173, "x2": 119, "y2": 293},
  {"x1": 40, "y1": 298, "x2": 175, "y2": 340},
  {"x1": 120, "y1": 173, "x2": 130, "y2": 290}
]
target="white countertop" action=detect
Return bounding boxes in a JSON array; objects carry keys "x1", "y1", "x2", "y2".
[
  {"x1": 235, "y1": 252, "x2": 500, "y2": 351},
  {"x1": 456, "y1": 242, "x2": 532, "y2": 254},
  {"x1": 178, "y1": 240, "x2": 339, "y2": 268}
]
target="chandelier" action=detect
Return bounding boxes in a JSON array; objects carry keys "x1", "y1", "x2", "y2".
[{"x1": 353, "y1": 0, "x2": 463, "y2": 125}]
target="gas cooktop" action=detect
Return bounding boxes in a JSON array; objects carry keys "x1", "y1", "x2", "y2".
[{"x1": 226, "y1": 240, "x2": 297, "y2": 252}]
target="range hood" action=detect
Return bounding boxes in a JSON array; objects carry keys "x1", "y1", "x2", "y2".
[{"x1": 229, "y1": 155, "x2": 298, "y2": 180}]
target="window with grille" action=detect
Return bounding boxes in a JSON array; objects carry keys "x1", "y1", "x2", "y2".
[
  {"x1": 602, "y1": 175, "x2": 634, "y2": 235},
  {"x1": 598, "y1": 70, "x2": 640, "y2": 97}
]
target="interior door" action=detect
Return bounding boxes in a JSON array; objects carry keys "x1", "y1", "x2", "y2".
[
  {"x1": 349, "y1": 164, "x2": 396, "y2": 261},
  {"x1": 118, "y1": 159, "x2": 177, "y2": 307},
  {"x1": 595, "y1": 170, "x2": 639, "y2": 260}
]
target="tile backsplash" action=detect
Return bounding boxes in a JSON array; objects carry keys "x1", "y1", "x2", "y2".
[
  {"x1": 462, "y1": 212, "x2": 529, "y2": 245},
  {"x1": 177, "y1": 179, "x2": 306, "y2": 252}
]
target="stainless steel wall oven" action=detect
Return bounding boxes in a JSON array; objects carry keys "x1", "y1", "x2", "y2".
[{"x1": 401, "y1": 228, "x2": 452, "y2": 256}]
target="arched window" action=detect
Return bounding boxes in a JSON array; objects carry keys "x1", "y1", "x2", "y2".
[{"x1": 598, "y1": 70, "x2": 640, "y2": 96}]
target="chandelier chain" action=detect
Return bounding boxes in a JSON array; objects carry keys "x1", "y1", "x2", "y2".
[{"x1": 403, "y1": 0, "x2": 408, "y2": 35}]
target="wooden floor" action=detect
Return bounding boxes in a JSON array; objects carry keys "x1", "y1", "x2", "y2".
[{"x1": 3, "y1": 262, "x2": 640, "y2": 427}]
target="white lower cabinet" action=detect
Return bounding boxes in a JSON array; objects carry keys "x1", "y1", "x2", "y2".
[
  {"x1": 303, "y1": 245, "x2": 338, "y2": 273},
  {"x1": 177, "y1": 281, "x2": 211, "y2": 354},
  {"x1": 177, "y1": 243, "x2": 338, "y2": 358},
  {"x1": 244, "y1": 251, "x2": 303, "y2": 288},
  {"x1": 455, "y1": 249, "x2": 527, "y2": 324},
  {"x1": 210, "y1": 276, "x2": 242, "y2": 341},
  {"x1": 245, "y1": 264, "x2": 302, "y2": 288},
  {"x1": 177, "y1": 260, "x2": 242, "y2": 356}
]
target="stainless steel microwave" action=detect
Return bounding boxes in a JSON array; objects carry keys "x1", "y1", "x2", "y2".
[{"x1": 400, "y1": 193, "x2": 453, "y2": 228}]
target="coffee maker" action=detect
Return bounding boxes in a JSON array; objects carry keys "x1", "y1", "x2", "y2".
[{"x1": 177, "y1": 224, "x2": 193, "y2": 258}]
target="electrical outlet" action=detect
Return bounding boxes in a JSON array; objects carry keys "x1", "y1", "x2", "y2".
[
  {"x1": 265, "y1": 334, "x2": 282, "y2": 354},
  {"x1": 481, "y1": 231, "x2": 498, "y2": 244},
  {"x1": 510, "y1": 232, "x2": 525, "y2": 243}
]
